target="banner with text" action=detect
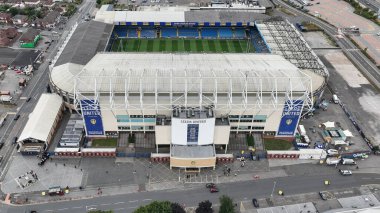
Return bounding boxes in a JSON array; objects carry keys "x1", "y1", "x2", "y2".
[
  {"x1": 277, "y1": 100, "x2": 304, "y2": 137},
  {"x1": 80, "y1": 99, "x2": 104, "y2": 136},
  {"x1": 172, "y1": 118, "x2": 215, "y2": 145}
]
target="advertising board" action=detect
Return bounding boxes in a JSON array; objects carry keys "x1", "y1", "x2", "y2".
[
  {"x1": 80, "y1": 99, "x2": 104, "y2": 136},
  {"x1": 277, "y1": 100, "x2": 304, "y2": 136}
]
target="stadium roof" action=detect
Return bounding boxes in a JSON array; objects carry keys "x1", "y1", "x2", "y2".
[
  {"x1": 96, "y1": 10, "x2": 269, "y2": 24},
  {"x1": 18, "y1": 94, "x2": 63, "y2": 143},
  {"x1": 67, "y1": 53, "x2": 314, "y2": 94},
  {"x1": 55, "y1": 20, "x2": 113, "y2": 67}
]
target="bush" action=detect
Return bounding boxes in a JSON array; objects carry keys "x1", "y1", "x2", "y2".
[
  {"x1": 247, "y1": 134, "x2": 255, "y2": 147},
  {"x1": 219, "y1": 195, "x2": 236, "y2": 213},
  {"x1": 134, "y1": 201, "x2": 172, "y2": 213}
]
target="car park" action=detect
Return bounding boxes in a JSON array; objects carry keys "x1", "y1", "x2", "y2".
[
  {"x1": 339, "y1": 169, "x2": 352, "y2": 176},
  {"x1": 252, "y1": 198, "x2": 259, "y2": 207}
]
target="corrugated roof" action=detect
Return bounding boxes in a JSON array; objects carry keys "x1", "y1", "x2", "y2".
[
  {"x1": 18, "y1": 94, "x2": 63, "y2": 143},
  {"x1": 54, "y1": 20, "x2": 113, "y2": 66}
]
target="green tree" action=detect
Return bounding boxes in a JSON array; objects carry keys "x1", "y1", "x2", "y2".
[
  {"x1": 171, "y1": 202, "x2": 185, "y2": 213},
  {"x1": 9, "y1": 7, "x2": 19, "y2": 16},
  {"x1": 196, "y1": 200, "x2": 213, "y2": 213},
  {"x1": 134, "y1": 201, "x2": 172, "y2": 213},
  {"x1": 96, "y1": 0, "x2": 101, "y2": 4},
  {"x1": 219, "y1": 195, "x2": 235, "y2": 213}
]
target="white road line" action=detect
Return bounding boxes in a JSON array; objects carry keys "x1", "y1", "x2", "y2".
[
  {"x1": 100, "y1": 203, "x2": 111, "y2": 206},
  {"x1": 362, "y1": 178, "x2": 371, "y2": 179},
  {"x1": 143, "y1": 199, "x2": 152, "y2": 201},
  {"x1": 114, "y1": 208, "x2": 125, "y2": 211},
  {"x1": 114, "y1": 201, "x2": 125, "y2": 204},
  {"x1": 72, "y1": 206, "x2": 82, "y2": 209},
  {"x1": 128, "y1": 206, "x2": 138, "y2": 209},
  {"x1": 129, "y1": 200, "x2": 139, "y2": 203},
  {"x1": 44, "y1": 210, "x2": 54, "y2": 212},
  {"x1": 57, "y1": 208, "x2": 68, "y2": 211},
  {"x1": 375, "y1": 178, "x2": 380, "y2": 179}
]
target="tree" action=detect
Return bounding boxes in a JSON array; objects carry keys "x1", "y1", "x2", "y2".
[
  {"x1": 96, "y1": 0, "x2": 101, "y2": 4},
  {"x1": 196, "y1": 200, "x2": 213, "y2": 213},
  {"x1": 171, "y1": 202, "x2": 185, "y2": 213},
  {"x1": 219, "y1": 195, "x2": 235, "y2": 213},
  {"x1": 134, "y1": 201, "x2": 172, "y2": 213}
]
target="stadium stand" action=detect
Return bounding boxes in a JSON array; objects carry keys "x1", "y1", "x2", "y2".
[
  {"x1": 161, "y1": 28, "x2": 177, "y2": 38},
  {"x1": 140, "y1": 28, "x2": 156, "y2": 38},
  {"x1": 250, "y1": 27, "x2": 270, "y2": 53},
  {"x1": 218, "y1": 28, "x2": 233, "y2": 39},
  {"x1": 178, "y1": 28, "x2": 199, "y2": 38},
  {"x1": 234, "y1": 28, "x2": 246, "y2": 39},
  {"x1": 127, "y1": 27, "x2": 139, "y2": 38},
  {"x1": 113, "y1": 26, "x2": 127, "y2": 38},
  {"x1": 201, "y1": 28, "x2": 218, "y2": 38}
]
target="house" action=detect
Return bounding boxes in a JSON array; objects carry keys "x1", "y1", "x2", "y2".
[
  {"x1": 0, "y1": 13, "x2": 12, "y2": 24},
  {"x1": 12, "y1": 14, "x2": 28, "y2": 26},
  {"x1": 41, "y1": 0, "x2": 55, "y2": 7},
  {"x1": 23, "y1": 0, "x2": 40, "y2": 6},
  {"x1": 19, "y1": 28, "x2": 40, "y2": 48},
  {"x1": 0, "y1": 27, "x2": 19, "y2": 46},
  {"x1": 36, "y1": 11, "x2": 60, "y2": 29}
]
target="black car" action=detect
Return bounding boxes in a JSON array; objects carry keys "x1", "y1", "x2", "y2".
[
  {"x1": 14, "y1": 114, "x2": 20, "y2": 120},
  {"x1": 26, "y1": 97, "x2": 31, "y2": 102},
  {"x1": 13, "y1": 136, "x2": 18, "y2": 144},
  {"x1": 206, "y1": 183, "x2": 216, "y2": 188},
  {"x1": 0, "y1": 143, "x2": 4, "y2": 149},
  {"x1": 252, "y1": 198, "x2": 259, "y2": 208}
]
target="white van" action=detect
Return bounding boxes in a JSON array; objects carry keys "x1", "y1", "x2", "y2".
[
  {"x1": 341, "y1": 158, "x2": 356, "y2": 165},
  {"x1": 326, "y1": 157, "x2": 341, "y2": 165},
  {"x1": 332, "y1": 94, "x2": 339, "y2": 104}
]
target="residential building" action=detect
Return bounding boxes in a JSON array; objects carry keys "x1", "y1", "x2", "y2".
[{"x1": 19, "y1": 28, "x2": 40, "y2": 48}]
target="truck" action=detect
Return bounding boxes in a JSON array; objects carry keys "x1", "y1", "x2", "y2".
[
  {"x1": 326, "y1": 157, "x2": 341, "y2": 165},
  {"x1": 0, "y1": 95, "x2": 12, "y2": 102},
  {"x1": 298, "y1": 125, "x2": 306, "y2": 136}
]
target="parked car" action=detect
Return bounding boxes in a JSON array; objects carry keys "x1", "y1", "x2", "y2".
[
  {"x1": 206, "y1": 183, "x2": 216, "y2": 188},
  {"x1": 327, "y1": 149, "x2": 339, "y2": 156},
  {"x1": 209, "y1": 186, "x2": 219, "y2": 193},
  {"x1": 13, "y1": 136, "x2": 18, "y2": 144},
  {"x1": 0, "y1": 143, "x2": 4, "y2": 149},
  {"x1": 252, "y1": 198, "x2": 259, "y2": 208},
  {"x1": 14, "y1": 114, "x2": 20, "y2": 120},
  {"x1": 339, "y1": 169, "x2": 352, "y2": 176},
  {"x1": 26, "y1": 97, "x2": 31, "y2": 102}
]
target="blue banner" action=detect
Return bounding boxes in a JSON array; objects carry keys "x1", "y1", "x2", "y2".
[
  {"x1": 277, "y1": 100, "x2": 304, "y2": 136},
  {"x1": 80, "y1": 100, "x2": 104, "y2": 136},
  {"x1": 187, "y1": 124, "x2": 199, "y2": 144}
]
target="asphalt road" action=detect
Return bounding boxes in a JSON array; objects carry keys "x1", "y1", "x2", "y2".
[
  {"x1": 356, "y1": 0, "x2": 380, "y2": 13},
  {"x1": 274, "y1": 0, "x2": 380, "y2": 87},
  {"x1": 1, "y1": 172, "x2": 380, "y2": 213}
]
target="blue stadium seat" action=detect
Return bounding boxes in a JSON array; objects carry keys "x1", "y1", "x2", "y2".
[
  {"x1": 218, "y1": 28, "x2": 233, "y2": 39},
  {"x1": 201, "y1": 28, "x2": 218, "y2": 38},
  {"x1": 161, "y1": 28, "x2": 177, "y2": 38},
  {"x1": 178, "y1": 28, "x2": 199, "y2": 38},
  {"x1": 127, "y1": 28, "x2": 138, "y2": 38},
  {"x1": 140, "y1": 28, "x2": 156, "y2": 38},
  {"x1": 234, "y1": 28, "x2": 246, "y2": 38},
  {"x1": 250, "y1": 27, "x2": 270, "y2": 53},
  {"x1": 113, "y1": 26, "x2": 127, "y2": 38}
]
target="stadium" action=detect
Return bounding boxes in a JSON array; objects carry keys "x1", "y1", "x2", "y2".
[{"x1": 49, "y1": 6, "x2": 328, "y2": 169}]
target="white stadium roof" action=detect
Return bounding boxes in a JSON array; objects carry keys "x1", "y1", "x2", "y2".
[
  {"x1": 114, "y1": 11, "x2": 185, "y2": 23},
  {"x1": 18, "y1": 94, "x2": 63, "y2": 143},
  {"x1": 71, "y1": 53, "x2": 313, "y2": 94}
]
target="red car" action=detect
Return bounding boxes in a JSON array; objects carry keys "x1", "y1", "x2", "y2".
[{"x1": 209, "y1": 187, "x2": 219, "y2": 193}]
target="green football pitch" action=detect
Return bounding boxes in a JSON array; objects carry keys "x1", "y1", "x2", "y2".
[{"x1": 111, "y1": 38, "x2": 255, "y2": 53}]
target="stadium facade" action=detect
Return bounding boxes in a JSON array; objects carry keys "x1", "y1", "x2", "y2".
[{"x1": 49, "y1": 6, "x2": 328, "y2": 169}]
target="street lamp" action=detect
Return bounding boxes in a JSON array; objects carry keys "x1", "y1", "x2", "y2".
[{"x1": 270, "y1": 181, "x2": 277, "y2": 199}]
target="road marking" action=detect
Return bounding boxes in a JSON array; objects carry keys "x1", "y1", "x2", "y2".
[
  {"x1": 129, "y1": 200, "x2": 139, "y2": 203},
  {"x1": 362, "y1": 178, "x2": 371, "y2": 179},
  {"x1": 128, "y1": 206, "x2": 138, "y2": 209},
  {"x1": 57, "y1": 208, "x2": 68, "y2": 211},
  {"x1": 114, "y1": 201, "x2": 125, "y2": 204},
  {"x1": 72, "y1": 206, "x2": 82, "y2": 209},
  {"x1": 143, "y1": 199, "x2": 152, "y2": 201},
  {"x1": 375, "y1": 178, "x2": 380, "y2": 179},
  {"x1": 45, "y1": 210, "x2": 54, "y2": 212},
  {"x1": 101, "y1": 203, "x2": 111, "y2": 206},
  {"x1": 114, "y1": 208, "x2": 125, "y2": 211}
]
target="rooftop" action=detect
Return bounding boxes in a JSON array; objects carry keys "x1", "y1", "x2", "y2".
[
  {"x1": 171, "y1": 144, "x2": 215, "y2": 158},
  {"x1": 19, "y1": 28, "x2": 39, "y2": 43}
]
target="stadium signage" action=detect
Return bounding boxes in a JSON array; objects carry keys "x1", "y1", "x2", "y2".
[
  {"x1": 180, "y1": 120, "x2": 206, "y2": 124},
  {"x1": 80, "y1": 99, "x2": 105, "y2": 136},
  {"x1": 277, "y1": 100, "x2": 303, "y2": 136},
  {"x1": 172, "y1": 22, "x2": 197, "y2": 27}
]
